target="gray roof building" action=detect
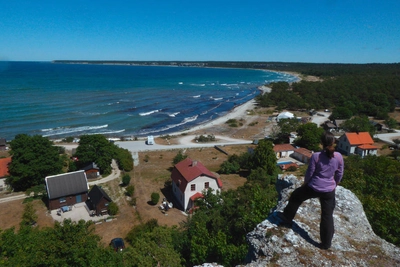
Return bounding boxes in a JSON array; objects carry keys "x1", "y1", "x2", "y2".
[{"x1": 45, "y1": 170, "x2": 88, "y2": 200}]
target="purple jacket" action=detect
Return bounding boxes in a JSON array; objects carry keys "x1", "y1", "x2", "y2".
[{"x1": 304, "y1": 151, "x2": 344, "y2": 192}]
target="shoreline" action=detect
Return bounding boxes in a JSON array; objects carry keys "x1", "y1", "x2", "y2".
[
  {"x1": 156, "y1": 85, "x2": 272, "y2": 138},
  {"x1": 48, "y1": 69, "x2": 299, "y2": 142}
]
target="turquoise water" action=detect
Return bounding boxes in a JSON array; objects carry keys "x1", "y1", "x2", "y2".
[{"x1": 0, "y1": 62, "x2": 298, "y2": 140}]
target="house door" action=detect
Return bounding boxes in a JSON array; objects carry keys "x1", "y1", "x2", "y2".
[{"x1": 76, "y1": 195, "x2": 82, "y2": 203}]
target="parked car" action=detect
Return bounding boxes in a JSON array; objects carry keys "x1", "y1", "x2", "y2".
[{"x1": 110, "y1": 238, "x2": 125, "y2": 252}]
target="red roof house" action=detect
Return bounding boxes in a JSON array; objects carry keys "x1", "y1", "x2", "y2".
[
  {"x1": 273, "y1": 144, "x2": 296, "y2": 159},
  {"x1": 171, "y1": 158, "x2": 222, "y2": 212},
  {"x1": 0, "y1": 157, "x2": 11, "y2": 178},
  {"x1": 337, "y1": 132, "x2": 378, "y2": 157}
]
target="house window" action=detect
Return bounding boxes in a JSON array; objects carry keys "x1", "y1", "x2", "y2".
[
  {"x1": 59, "y1": 197, "x2": 66, "y2": 203},
  {"x1": 191, "y1": 184, "x2": 196, "y2": 191},
  {"x1": 205, "y1": 182, "x2": 209, "y2": 189}
]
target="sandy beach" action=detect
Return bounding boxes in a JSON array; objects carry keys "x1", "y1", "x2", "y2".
[{"x1": 165, "y1": 85, "x2": 272, "y2": 138}]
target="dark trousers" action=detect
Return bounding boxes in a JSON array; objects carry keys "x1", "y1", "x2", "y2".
[{"x1": 283, "y1": 185, "x2": 336, "y2": 248}]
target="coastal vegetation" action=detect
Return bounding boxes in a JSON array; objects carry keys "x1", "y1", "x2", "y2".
[
  {"x1": 6, "y1": 134, "x2": 63, "y2": 192},
  {"x1": 6, "y1": 134, "x2": 133, "y2": 193},
  {"x1": 1, "y1": 62, "x2": 400, "y2": 266},
  {"x1": 194, "y1": 134, "x2": 216, "y2": 143},
  {"x1": 254, "y1": 63, "x2": 400, "y2": 123}
]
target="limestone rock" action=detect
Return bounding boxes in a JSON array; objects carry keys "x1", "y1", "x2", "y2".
[{"x1": 242, "y1": 174, "x2": 400, "y2": 267}]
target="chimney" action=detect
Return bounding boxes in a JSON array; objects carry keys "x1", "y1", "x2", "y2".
[{"x1": 192, "y1": 160, "x2": 197, "y2": 166}]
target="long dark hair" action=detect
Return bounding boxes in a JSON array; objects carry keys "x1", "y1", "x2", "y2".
[{"x1": 321, "y1": 131, "x2": 336, "y2": 158}]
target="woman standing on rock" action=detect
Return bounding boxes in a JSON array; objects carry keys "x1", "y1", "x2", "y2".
[{"x1": 277, "y1": 131, "x2": 344, "y2": 249}]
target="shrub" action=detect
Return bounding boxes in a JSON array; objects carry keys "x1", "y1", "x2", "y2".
[
  {"x1": 195, "y1": 134, "x2": 216, "y2": 142},
  {"x1": 151, "y1": 192, "x2": 160, "y2": 205},
  {"x1": 225, "y1": 119, "x2": 237, "y2": 124},
  {"x1": 63, "y1": 136, "x2": 74, "y2": 143},
  {"x1": 108, "y1": 202, "x2": 119, "y2": 215},
  {"x1": 219, "y1": 161, "x2": 240, "y2": 174},
  {"x1": 126, "y1": 185, "x2": 135, "y2": 197},
  {"x1": 122, "y1": 174, "x2": 131, "y2": 186},
  {"x1": 286, "y1": 165, "x2": 298, "y2": 172},
  {"x1": 173, "y1": 150, "x2": 187, "y2": 165},
  {"x1": 144, "y1": 155, "x2": 150, "y2": 162}
]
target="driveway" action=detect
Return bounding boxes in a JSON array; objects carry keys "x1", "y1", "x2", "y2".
[
  {"x1": 50, "y1": 202, "x2": 110, "y2": 223},
  {"x1": 375, "y1": 131, "x2": 400, "y2": 145}
]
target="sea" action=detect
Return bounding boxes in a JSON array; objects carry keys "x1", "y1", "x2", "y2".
[{"x1": 0, "y1": 61, "x2": 298, "y2": 140}]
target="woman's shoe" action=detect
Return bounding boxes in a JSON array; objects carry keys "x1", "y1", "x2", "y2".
[{"x1": 276, "y1": 211, "x2": 292, "y2": 227}]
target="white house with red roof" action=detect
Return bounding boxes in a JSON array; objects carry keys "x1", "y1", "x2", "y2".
[
  {"x1": 0, "y1": 157, "x2": 11, "y2": 191},
  {"x1": 171, "y1": 158, "x2": 222, "y2": 212},
  {"x1": 337, "y1": 132, "x2": 378, "y2": 157},
  {"x1": 273, "y1": 144, "x2": 296, "y2": 159}
]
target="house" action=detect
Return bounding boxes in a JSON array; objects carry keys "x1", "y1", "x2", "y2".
[
  {"x1": 171, "y1": 158, "x2": 222, "y2": 212},
  {"x1": 0, "y1": 157, "x2": 11, "y2": 191},
  {"x1": 323, "y1": 121, "x2": 337, "y2": 132},
  {"x1": 276, "y1": 111, "x2": 294, "y2": 122},
  {"x1": 86, "y1": 185, "x2": 112, "y2": 216},
  {"x1": 333, "y1": 119, "x2": 346, "y2": 130},
  {"x1": 337, "y1": 132, "x2": 378, "y2": 157},
  {"x1": 80, "y1": 162, "x2": 100, "y2": 179},
  {"x1": 0, "y1": 138, "x2": 7, "y2": 151},
  {"x1": 292, "y1": 147, "x2": 314, "y2": 164},
  {"x1": 273, "y1": 144, "x2": 295, "y2": 159},
  {"x1": 0, "y1": 157, "x2": 11, "y2": 178},
  {"x1": 370, "y1": 121, "x2": 383, "y2": 132},
  {"x1": 45, "y1": 170, "x2": 89, "y2": 210}
]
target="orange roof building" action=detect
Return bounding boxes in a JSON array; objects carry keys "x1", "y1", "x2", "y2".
[{"x1": 338, "y1": 132, "x2": 378, "y2": 157}]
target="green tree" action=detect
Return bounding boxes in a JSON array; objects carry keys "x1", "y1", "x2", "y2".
[
  {"x1": 122, "y1": 174, "x2": 131, "y2": 186},
  {"x1": 172, "y1": 150, "x2": 187, "y2": 165},
  {"x1": 108, "y1": 202, "x2": 119, "y2": 215},
  {"x1": 250, "y1": 139, "x2": 277, "y2": 175},
  {"x1": 20, "y1": 202, "x2": 38, "y2": 228},
  {"x1": 0, "y1": 219, "x2": 123, "y2": 266},
  {"x1": 384, "y1": 117, "x2": 398, "y2": 130},
  {"x1": 277, "y1": 118, "x2": 300, "y2": 136},
  {"x1": 126, "y1": 185, "x2": 135, "y2": 197},
  {"x1": 125, "y1": 219, "x2": 184, "y2": 266},
  {"x1": 341, "y1": 155, "x2": 400, "y2": 246},
  {"x1": 114, "y1": 147, "x2": 134, "y2": 172},
  {"x1": 247, "y1": 167, "x2": 272, "y2": 185},
  {"x1": 341, "y1": 115, "x2": 376, "y2": 137},
  {"x1": 295, "y1": 123, "x2": 324, "y2": 151},
  {"x1": 74, "y1": 135, "x2": 115, "y2": 175},
  {"x1": 151, "y1": 192, "x2": 160, "y2": 205},
  {"x1": 329, "y1": 106, "x2": 353, "y2": 120},
  {"x1": 219, "y1": 154, "x2": 240, "y2": 174},
  {"x1": 7, "y1": 134, "x2": 63, "y2": 191}
]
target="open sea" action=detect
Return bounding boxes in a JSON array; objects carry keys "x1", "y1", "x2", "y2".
[{"x1": 0, "y1": 62, "x2": 298, "y2": 140}]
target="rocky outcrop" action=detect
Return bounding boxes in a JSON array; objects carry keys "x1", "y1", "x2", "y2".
[{"x1": 243, "y1": 174, "x2": 400, "y2": 267}]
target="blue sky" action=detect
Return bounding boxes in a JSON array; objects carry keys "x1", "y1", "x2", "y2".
[{"x1": 1, "y1": 1, "x2": 399, "y2": 63}]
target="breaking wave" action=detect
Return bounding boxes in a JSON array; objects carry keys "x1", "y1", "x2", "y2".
[
  {"x1": 41, "y1": 124, "x2": 109, "y2": 137},
  {"x1": 139, "y1": 109, "x2": 160, "y2": 116}
]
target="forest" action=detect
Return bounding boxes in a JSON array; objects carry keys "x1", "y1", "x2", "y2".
[{"x1": 1, "y1": 62, "x2": 400, "y2": 266}]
